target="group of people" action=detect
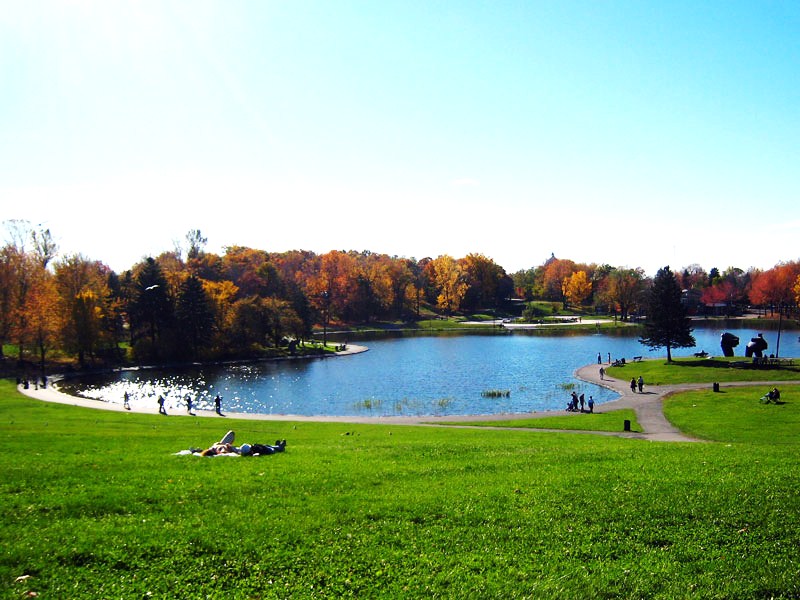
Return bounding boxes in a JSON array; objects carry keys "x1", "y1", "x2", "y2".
[
  {"x1": 149, "y1": 392, "x2": 223, "y2": 416},
  {"x1": 566, "y1": 391, "x2": 595, "y2": 413},
  {"x1": 630, "y1": 376, "x2": 645, "y2": 393}
]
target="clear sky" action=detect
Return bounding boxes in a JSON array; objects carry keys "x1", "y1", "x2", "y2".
[{"x1": 2, "y1": 1, "x2": 798, "y2": 277}]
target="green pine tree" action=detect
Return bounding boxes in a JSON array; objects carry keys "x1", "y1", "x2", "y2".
[{"x1": 639, "y1": 266, "x2": 696, "y2": 362}]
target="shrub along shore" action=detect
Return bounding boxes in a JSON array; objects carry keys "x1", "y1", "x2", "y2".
[{"x1": 2, "y1": 358, "x2": 800, "y2": 599}]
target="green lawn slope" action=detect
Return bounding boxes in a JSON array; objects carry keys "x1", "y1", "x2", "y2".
[{"x1": 2, "y1": 379, "x2": 799, "y2": 599}]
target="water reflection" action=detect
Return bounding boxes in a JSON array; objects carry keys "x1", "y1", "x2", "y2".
[{"x1": 59, "y1": 325, "x2": 800, "y2": 417}]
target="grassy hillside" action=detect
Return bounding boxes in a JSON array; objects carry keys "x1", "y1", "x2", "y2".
[{"x1": 2, "y1": 380, "x2": 799, "y2": 599}]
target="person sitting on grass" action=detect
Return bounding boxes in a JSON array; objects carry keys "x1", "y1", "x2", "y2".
[{"x1": 761, "y1": 388, "x2": 781, "y2": 404}]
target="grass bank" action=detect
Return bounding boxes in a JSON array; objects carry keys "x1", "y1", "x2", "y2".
[
  {"x1": 607, "y1": 356, "x2": 800, "y2": 385},
  {"x1": 2, "y1": 380, "x2": 799, "y2": 598},
  {"x1": 436, "y1": 409, "x2": 642, "y2": 433}
]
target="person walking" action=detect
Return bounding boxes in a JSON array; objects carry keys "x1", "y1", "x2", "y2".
[
  {"x1": 186, "y1": 394, "x2": 194, "y2": 415},
  {"x1": 630, "y1": 378, "x2": 637, "y2": 393},
  {"x1": 597, "y1": 353, "x2": 602, "y2": 364},
  {"x1": 587, "y1": 396, "x2": 595, "y2": 413},
  {"x1": 599, "y1": 367, "x2": 605, "y2": 380},
  {"x1": 157, "y1": 394, "x2": 167, "y2": 415},
  {"x1": 637, "y1": 375, "x2": 644, "y2": 393},
  {"x1": 214, "y1": 394, "x2": 222, "y2": 415}
]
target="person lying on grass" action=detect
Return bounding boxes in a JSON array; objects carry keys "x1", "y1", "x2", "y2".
[{"x1": 197, "y1": 431, "x2": 287, "y2": 456}]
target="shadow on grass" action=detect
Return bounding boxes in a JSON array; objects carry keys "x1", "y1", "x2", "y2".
[{"x1": 671, "y1": 358, "x2": 800, "y2": 375}]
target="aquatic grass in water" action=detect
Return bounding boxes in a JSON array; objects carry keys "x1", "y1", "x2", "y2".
[
  {"x1": 354, "y1": 398, "x2": 383, "y2": 411},
  {"x1": 481, "y1": 389, "x2": 511, "y2": 398}
]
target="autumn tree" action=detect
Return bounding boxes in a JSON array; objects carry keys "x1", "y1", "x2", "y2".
[
  {"x1": 222, "y1": 246, "x2": 271, "y2": 297},
  {"x1": 542, "y1": 257, "x2": 576, "y2": 308},
  {"x1": 639, "y1": 266, "x2": 696, "y2": 362},
  {"x1": 53, "y1": 255, "x2": 113, "y2": 366},
  {"x1": 749, "y1": 263, "x2": 800, "y2": 316},
  {"x1": 202, "y1": 279, "x2": 240, "y2": 352},
  {"x1": 303, "y1": 250, "x2": 358, "y2": 324},
  {"x1": 229, "y1": 296, "x2": 301, "y2": 350},
  {"x1": 0, "y1": 245, "x2": 20, "y2": 359},
  {"x1": 346, "y1": 252, "x2": 395, "y2": 323},
  {"x1": 601, "y1": 268, "x2": 646, "y2": 321},
  {"x1": 24, "y1": 266, "x2": 60, "y2": 371},
  {"x1": 431, "y1": 255, "x2": 468, "y2": 315},
  {"x1": 1, "y1": 220, "x2": 53, "y2": 362},
  {"x1": 230, "y1": 296, "x2": 270, "y2": 351},
  {"x1": 386, "y1": 257, "x2": 415, "y2": 319},
  {"x1": 460, "y1": 253, "x2": 511, "y2": 311},
  {"x1": 564, "y1": 270, "x2": 592, "y2": 308}
]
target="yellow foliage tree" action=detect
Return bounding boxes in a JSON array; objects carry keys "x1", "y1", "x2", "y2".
[
  {"x1": 432, "y1": 255, "x2": 468, "y2": 315},
  {"x1": 564, "y1": 271, "x2": 592, "y2": 308}
]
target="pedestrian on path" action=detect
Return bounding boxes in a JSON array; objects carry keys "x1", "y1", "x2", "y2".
[
  {"x1": 597, "y1": 353, "x2": 602, "y2": 364},
  {"x1": 157, "y1": 394, "x2": 167, "y2": 415},
  {"x1": 638, "y1": 375, "x2": 644, "y2": 393},
  {"x1": 599, "y1": 367, "x2": 605, "y2": 380},
  {"x1": 630, "y1": 378, "x2": 637, "y2": 393},
  {"x1": 214, "y1": 394, "x2": 223, "y2": 415},
  {"x1": 588, "y1": 396, "x2": 594, "y2": 413}
]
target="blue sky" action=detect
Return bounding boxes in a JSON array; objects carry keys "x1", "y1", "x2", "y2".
[{"x1": 1, "y1": 1, "x2": 798, "y2": 276}]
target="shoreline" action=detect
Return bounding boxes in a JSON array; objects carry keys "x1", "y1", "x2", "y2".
[{"x1": 16, "y1": 353, "x2": 800, "y2": 442}]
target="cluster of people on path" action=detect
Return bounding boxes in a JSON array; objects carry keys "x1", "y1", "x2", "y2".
[
  {"x1": 17, "y1": 376, "x2": 48, "y2": 390},
  {"x1": 630, "y1": 376, "x2": 645, "y2": 393},
  {"x1": 596, "y1": 353, "x2": 646, "y2": 394},
  {"x1": 124, "y1": 391, "x2": 225, "y2": 416},
  {"x1": 566, "y1": 391, "x2": 595, "y2": 413}
]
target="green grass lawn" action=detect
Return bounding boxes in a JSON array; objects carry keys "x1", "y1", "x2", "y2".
[
  {"x1": 607, "y1": 356, "x2": 800, "y2": 385},
  {"x1": 664, "y1": 384, "x2": 800, "y2": 444},
  {"x1": 2, "y1": 379, "x2": 800, "y2": 599},
  {"x1": 436, "y1": 409, "x2": 642, "y2": 433}
]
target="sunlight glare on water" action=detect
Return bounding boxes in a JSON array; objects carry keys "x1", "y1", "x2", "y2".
[{"x1": 60, "y1": 326, "x2": 800, "y2": 417}]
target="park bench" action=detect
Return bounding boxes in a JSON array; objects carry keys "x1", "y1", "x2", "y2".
[{"x1": 632, "y1": 356, "x2": 642, "y2": 362}]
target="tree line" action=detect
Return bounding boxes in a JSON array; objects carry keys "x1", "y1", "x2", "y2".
[{"x1": 2, "y1": 220, "x2": 798, "y2": 369}]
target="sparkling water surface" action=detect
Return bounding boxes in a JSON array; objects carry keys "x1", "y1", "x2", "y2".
[{"x1": 59, "y1": 325, "x2": 800, "y2": 417}]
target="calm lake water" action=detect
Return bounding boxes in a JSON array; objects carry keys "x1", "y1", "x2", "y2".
[{"x1": 59, "y1": 324, "x2": 800, "y2": 417}]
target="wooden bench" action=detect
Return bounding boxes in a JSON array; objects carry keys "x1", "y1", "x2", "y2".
[{"x1": 632, "y1": 356, "x2": 642, "y2": 362}]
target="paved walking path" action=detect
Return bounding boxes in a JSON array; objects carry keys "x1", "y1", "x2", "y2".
[{"x1": 574, "y1": 364, "x2": 800, "y2": 442}]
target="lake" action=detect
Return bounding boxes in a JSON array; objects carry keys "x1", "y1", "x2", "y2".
[{"x1": 59, "y1": 324, "x2": 800, "y2": 417}]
